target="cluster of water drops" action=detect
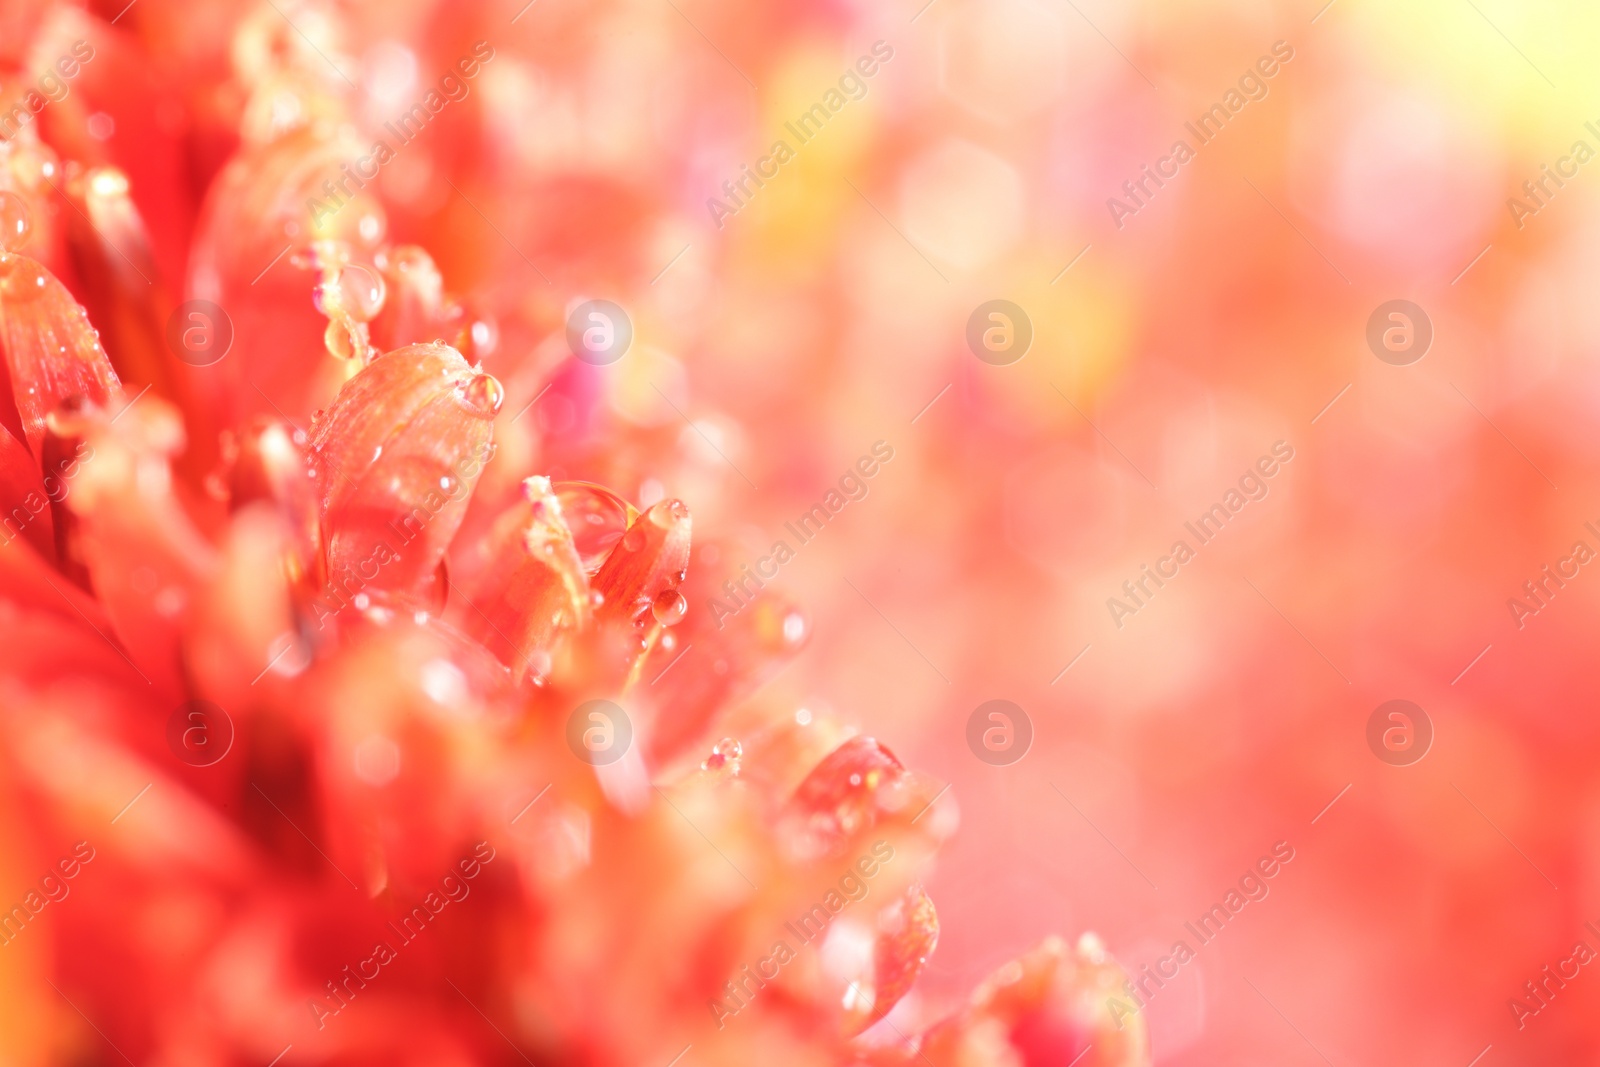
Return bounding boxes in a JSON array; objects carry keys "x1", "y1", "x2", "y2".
[
  {"x1": 296, "y1": 239, "x2": 386, "y2": 365},
  {"x1": 0, "y1": 187, "x2": 47, "y2": 303},
  {"x1": 701, "y1": 736, "x2": 742, "y2": 775}
]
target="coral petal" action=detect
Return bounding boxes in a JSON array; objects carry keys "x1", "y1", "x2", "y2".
[
  {"x1": 0, "y1": 420, "x2": 53, "y2": 559},
  {"x1": 454, "y1": 475, "x2": 591, "y2": 678},
  {"x1": 789, "y1": 736, "x2": 907, "y2": 845},
  {"x1": 646, "y1": 542, "x2": 809, "y2": 762},
  {"x1": 922, "y1": 936, "x2": 1152, "y2": 1067},
  {"x1": 0, "y1": 253, "x2": 121, "y2": 459},
  {"x1": 591, "y1": 498, "x2": 691, "y2": 628},
  {"x1": 187, "y1": 127, "x2": 385, "y2": 426},
  {"x1": 308, "y1": 342, "x2": 496, "y2": 602},
  {"x1": 229, "y1": 417, "x2": 320, "y2": 591},
  {"x1": 62, "y1": 395, "x2": 217, "y2": 695},
  {"x1": 851, "y1": 885, "x2": 939, "y2": 1034}
]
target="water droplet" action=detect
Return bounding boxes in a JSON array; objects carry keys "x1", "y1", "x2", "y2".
[
  {"x1": 324, "y1": 316, "x2": 364, "y2": 361},
  {"x1": 651, "y1": 588, "x2": 687, "y2": 626},
  {"x1": 781, "y1": 610, "x2": 808, "y2": 646},
  {"x1": 460, "y1": 373, "x2": 505, "y2": 418},
  {"x1": 314, "y1": 265, "x2": 386, "y2": 324},
  {"x1": 339, "y1": 264, "x2": 386, "y2": 321},
  {"x1": 700, "y1": 737, "x2": 743, "y2": 774},
  {"x1": 0, "y1": 254, "x2": 49, "y2": 302},
  {"x1": 554, "y1": 481, "x2": 638, "y2": 574},
  {"x1": 0, "y1": 191, "x2": 31, "y2": 254},
  {"x1": 588, "y1": 589, "x2": 605, "y2": 607}
]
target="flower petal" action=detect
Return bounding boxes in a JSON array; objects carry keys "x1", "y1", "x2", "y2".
[
  {"x1": 453, "y1": 475, "x2": 591, "y2": 679},
  {"x1": 60, "y1": 394, "x2": 219, "y2": 695},
  {"x1": 0, "y1": 253, "x2": 121, "y2": 459},
  {"x1": 0, "y1": 420, "x2": 53, "y2": 559},
  {"x1": 922, "y1": 935, "x2": 1152, "y2": 1067},
  {"x1": 842, "y1": 884, "x2": 939, "y2": 1035},
  {"x1": 308, "y1": 341, "x2": 499, "y2": 604},
  {"x1": 591, "y1": 497, "x2": 691, "y2": 629}
]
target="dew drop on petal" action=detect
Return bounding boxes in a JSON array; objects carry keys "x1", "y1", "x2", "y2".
[
  {"x1": 555, "y1": 481, "x2": 638, "y2": 573},
  {"x1": 337, "y1": 264, "x2": 387, "y2": 322},
  {"x1": 651, "y1": 587, "x2": 687, "y2": 626},
  {"x1": 701, "y1": 737, "x2": 743, "y2": 774},
  {"x1": 0, "y1": 191, "x2": 31, "y2": 254},
  {"x1": 459, "y1": 372, "x2": 505, "y2": 417},
  {"x1": 0, "y1": 254, "x2": 48, "y2": 301},
  {"x1": 324, "y1": 316, "x2": 363, "y2": 361}
]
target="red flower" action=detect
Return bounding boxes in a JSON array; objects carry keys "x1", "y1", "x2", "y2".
[{"x1": 0, "y1": 6, "x2": 1147, "y2": 1066}]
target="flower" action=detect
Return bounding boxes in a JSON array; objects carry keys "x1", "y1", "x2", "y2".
[{"x1": 0, "y1": 5, "x2": 1146, "y2": 1066}]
